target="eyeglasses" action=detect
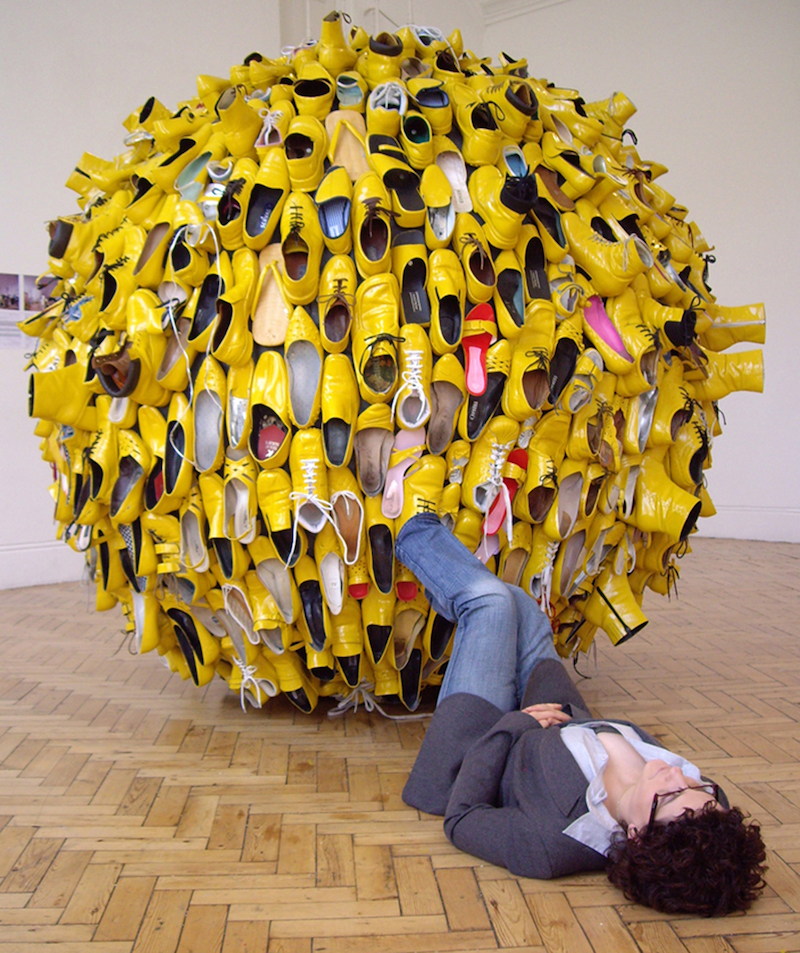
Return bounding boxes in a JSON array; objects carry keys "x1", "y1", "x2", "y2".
[{"x1": 646, "y1": 782, "x2": 720, "y2": 833}]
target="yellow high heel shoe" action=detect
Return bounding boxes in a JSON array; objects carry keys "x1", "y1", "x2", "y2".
[
  {"x1": 581, "y1": 565, "x2": 648, "y2": 646},
  {"x1": 330, "y1": 597, "x2": 363, "y2": 689}
]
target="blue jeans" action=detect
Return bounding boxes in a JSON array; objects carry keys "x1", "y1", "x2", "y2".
[{"x1": 395, "y1": 513, "x2": 559, "y2": 712}]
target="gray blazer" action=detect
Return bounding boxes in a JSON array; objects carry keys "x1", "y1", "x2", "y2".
[{"x1": 403, "y1": 659, "x2": 726, "y2": 880}]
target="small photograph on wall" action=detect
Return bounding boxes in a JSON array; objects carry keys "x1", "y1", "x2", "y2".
[
  {"x1": 0, "y1": 273, "x2": 26, "y2": 349},
  {"x1": 23, "y1": 274, "x2": 57, "y2": 314}
]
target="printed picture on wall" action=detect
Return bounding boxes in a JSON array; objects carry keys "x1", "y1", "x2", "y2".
[
  {"x1": 0, "y1": 273, "x2": 28, "y2": 349},
  {"x1": 0, "y1": 273, "x2": 20, "y2": 314},
  {"x1": 23, "y1": 274, "x2": 57, "y2": 314}
]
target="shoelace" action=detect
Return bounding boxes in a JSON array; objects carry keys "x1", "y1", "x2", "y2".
[
  {"x1": 538, "y1": 539, "x2": 559, "y2": 615},
  {"x1": 256, "y1": 109, "x2": 286, "y2": 147},
  {"x1": 481, "y1": 441, "x2": 515, "y2": 542},
  {"x1": 518, "y1": 415, "x2": 537, "y2": 449},
  {"x1": 370, "y1": 82, "x2": 408, "y2": 113},
  {"x1": 280, "y1": 39, "x2": 317, "y2": 59},
  {"x1": 232, "y1": 656, "x2": 268, "y2": 711},
  {"x1": 361, "y1": 196, "x2": 398, "y2": 234},
  {"x1": 327, "y1": 679, "x2": 431, "y2": 722},
  {"x1": 390, "y1": 348, "x2": 427, "y2": 423},
  {"x1": 287, "y1": 458, "x2": 349, "y2": 565},
  {"x1": 524, "y1": 347, "x2": 549, "y2": 372},
  {"x1": 459, "y1": 232, "x2": 490, "y2": 270},
  {"x1": 288, "y1": 202, "x2": 304, "y2": 235},
  {"x1": 358, "y1": 331, "x2": 403, "y2": 380}
]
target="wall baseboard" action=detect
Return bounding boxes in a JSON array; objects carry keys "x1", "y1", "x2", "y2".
[
  {"x1": 695, "y1": 505, "x2": 800, "y2": 543},
  {"x1": 0, "y1": 540, "x2": 84, "y2": 590},
  {"x1": 480, "y1": 0, "x2": 572, "y2": 26}
]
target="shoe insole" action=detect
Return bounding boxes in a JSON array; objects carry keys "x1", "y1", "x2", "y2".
[
  {"x1": 286, "y1": 342, "x2": 321, "y2": 427},
  {"x1": 532, "y1": 199, "x2": 566, "y2": 247},
  {"x1": 158, "y1": 318, "x2": 192, "y2": 381},
  {"x1": 464, "y1": 372, "x2": 505, "y2": 440},
  {"x1": 528, "y1": 481, "x2": 556, "y2": 523},
  {"x1": 213, "y1": 538, "x2": 235, "y2": 580},
  {"x1": 251, "y1": 269, "x2": 290, "y2": 346},
  {"x1": 337, "y1": 84, "x2": 363, "y2": 107},
  {"x1": 145, "y1": 460, "x2": 163, "y2": 509},
  {"x1": 283, "y1": 235, "x2": 309, "y2": 280},
  {"x1": 298, "y1": 581, "x2": 327, "y2": 651},
  {"x1": 428, "y1": 381, "x2": 462, "y2": 456},
  {"x1": 385, "y1": 170, "x2": 424, "y2": 215},
  {"x1": 428, "y1": 614, "x2": 455, "y2": 660},
  {"x1": 549, "y1": 338, "x2": 579, "y2": 402},
  {"x1": 497, "y1": 268, "x2": 525, "y2": 326},
  {"x1": 318, "y1": 197, "x2": 351, "y2": 239},
  {"x1": 110, "y1": 456, "x2": 144, "y2": 516},
  {"x1": 361, "y1": 219, "x2": 389, "y2": 261},
  {"x1": 181, "y1": 511, "x2": 206, "y2": 569},
  {"x1": 256, "y1": 560, "x2": 296, "y2": 621},
  {"x1": 331, "y1": 126, "x2": 370, "y2": 182},
  {"x1": 463, "y1": 331, "x2": 493, "y2": 396},
  {"x1": 172, "y1": 622, "x2": 201, "y2": 686},
  {"x1": 251, "y1": 406, "x2": 288, "y2": 462},
  {"x1": 246, "y1": 185, "x2": 284, "y2": 240},
  {"x1": 523, "y1": 366, "x2": 549, "y2": 410},
  {"x1": 189, "y1": 273, "x2": 223, "y2": 341},
  {"x1": 323, "y1": 299, "x2": 351, "y2": 344},
  {"x1": 228, "y1": 395, "x2": 248, "y2": 448},
  {"x1": 467, "y1": 251, "x2": 495, "y2": 293},
  {"x1": 403, "y1": 115, "x2": 430, "y2": 144},
  {"x1": 400, "y1": 260, "x2": 431, "y2": 324},
  {"x1": 399, "y1": 647, "x2": 423, "y2": 710},
  {"x1": 319, "y1": 551, "x2": 345, "y2": 615},
  {"x1": 323, "y1": 419, "x2": 350, "y2": 468},
  {"x1": 436, "y1": 152, "x2": 471, "y2": 212},
  {"x1": 368, "y1": 525, "x2": 394, "y2": 594},
  {"x1": 224, "y1": 480, "x2": 251, "y2": 540},
  {"x1": 338, "y1": 653, "x2": 360, "y2": 687},
  {"x1": 427, "y1": 204, "x2": 454, "y2": 242},
  {"x1": 285, "y1": 133, "x2": 313, "y2": 160},
  {"x1": 522, "y1": 237, "x2": 549, "y2": 299},
  {"x1": 436, "y1": 294, "x2": 461, "y2": 346},
  {"x1": 134, "y1": 222, "x2": 169, "y2": 276},
  {"x1": 355, "y1": 428, "x2": 392, "y2": 496},
  {"x1": 502, "y1": 549, "x2": 528, "y2": 587},
  {"x1": 194, "y1": 393, "x2": 223, "y2": 472},
  {"x1": 367, "y1": 624, "x2": 391, "y2": 663},
  {"x1": 332, "y1": 495, "x2": 362, "y2": 563},
  {"x1": 554, "y1": 472, "x2": 583, "y2": 538},
  {"x1": 164, "y1": 422, "x2": 185, "y2": 495}
]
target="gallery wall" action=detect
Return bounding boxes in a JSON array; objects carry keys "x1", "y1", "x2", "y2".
[{"x1": 0, "y1": 0, "x2": 795, "y2": 589}]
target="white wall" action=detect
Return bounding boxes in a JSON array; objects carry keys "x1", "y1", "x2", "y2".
[
  {"x1": 483, "y1": 0, "x2": 800, "y2": 541},
  {"x1": 0, "y1": 0, "x2": 796, "y2": 589},
  {"x1": 0, "y1": 0, "x2": 280, "y2": 588}
]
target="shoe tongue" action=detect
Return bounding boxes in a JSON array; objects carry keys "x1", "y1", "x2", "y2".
[{"x1": 502, "y1": 175, "x2": 538, "y2": 214}]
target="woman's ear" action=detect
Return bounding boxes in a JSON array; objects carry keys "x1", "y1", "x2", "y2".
[{"x1": 626, "y1": 824, "x2": 638, "y2": 840}]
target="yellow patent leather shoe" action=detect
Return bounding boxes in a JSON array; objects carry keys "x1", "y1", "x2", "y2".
[
  {"x1": 427, "y1": 247, "x2": 465, "y2": 354},
  {"x1": 419, "y1": 163, "x2": 455, "y2": 250},
  {"x1": 428, "y1": 353, "x2": 466, "y2": 455},
  {"x1": 280, "y1": 191, "x2": 324, "y2": 305},
  {"x1": 352, "y1": 170, "x2": 394, "y2": 278},
  {"x1": 353, "y1": 272, "x2": 402, "y2": 403},
  {"x1": 248, "y1": 350, "x2": 291, "y2": 468},
  {"x1": 322, "y1": 353, "x2": 360, "y2": 468},
  {"x1": 284, "y1": 115, "x2": 328, "y2": 192},
  {"x1": 391, "y1": 230, "x2": 431, "y2": 326},
  {"x1": 284, "y1": 306, "x2": 323, "y2": 429},
  {"x1": 314, "y1": 165, "x2": 353, "y2": 255},
  {"x1": 318, "y1": 253, "x2": 357, "y2": 352},
  {"x1": 468, "y1": 165, "x2": 536, "y2": 250},
  {"x1": 255, "y1": 469, "x2": 302, "y2": 570},
  {"x1": 242, "y1": 147, "x2": 290, "y2": 250},
  {"x1": 453, "y1": 213, "x2": 496, "y2": 304}
]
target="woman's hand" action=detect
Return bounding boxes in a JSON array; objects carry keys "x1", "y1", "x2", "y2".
[{"x1": 522, "y1": 703, "x2": 572, "y2": 728}]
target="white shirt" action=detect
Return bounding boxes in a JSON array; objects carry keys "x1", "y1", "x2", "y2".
[{"x1": 559, "y1": 721, "x2": 703, "y2": 856}]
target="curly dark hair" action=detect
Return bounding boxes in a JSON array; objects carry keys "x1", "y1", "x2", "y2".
[{"x1": 606, "y1": 804, "x2": 767, "y2": 916}]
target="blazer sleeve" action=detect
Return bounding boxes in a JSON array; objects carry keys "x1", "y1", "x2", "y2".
[{"x1": 520, "y1": 658, "x2": 591, "y2": 714}]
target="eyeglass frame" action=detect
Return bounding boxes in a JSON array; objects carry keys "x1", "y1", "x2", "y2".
[{"x1": 646, "y1": 782, "x2": 720, "y2": 834}]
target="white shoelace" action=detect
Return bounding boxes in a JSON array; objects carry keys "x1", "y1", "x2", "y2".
[
  {"x1": 539, "y1": 539, "x2": 559, "y2": 615},
  {"x1": 327, "y1": 680, "x2": 431, "y2": 722},
  {"x1": 369, "y1": 82, "x2": 408, "y2": 115},
  {"x1": 287, "y1": 458, "x2": 348, "y2": 565},
  {"x1": 390, "y1": 349, "x2": 429, "y2": 425},
  {"x1": 232, "y1": 656, "x2": 272, "y2": 711},
  {"x1": 480, "y1": 441, "x2": 515, "y2": 542}
]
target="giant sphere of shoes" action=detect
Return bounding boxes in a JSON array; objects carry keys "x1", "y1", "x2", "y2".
[{"x1": 23, "y1": 14, "x2": 766, "y2": 714}]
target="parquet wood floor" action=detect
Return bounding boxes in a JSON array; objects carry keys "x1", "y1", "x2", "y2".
[{"x1": 0, "y1": 537, "x2": 797, "y2": 951}]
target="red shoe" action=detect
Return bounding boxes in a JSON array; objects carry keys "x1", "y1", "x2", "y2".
[{"x1": 461, "y1": 303, "x2": 497, "y2": 396}]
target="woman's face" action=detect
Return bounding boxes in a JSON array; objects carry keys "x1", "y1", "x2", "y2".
[{"x1": 623, "y1": 759, "x2": 719, "y2": 836}]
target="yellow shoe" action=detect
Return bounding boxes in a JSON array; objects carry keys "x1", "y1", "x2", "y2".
[
  {"x1": 216, "y1": 157, "x2": 258, "y2": 251},
  {"x1": 212, "y1": 247, "x2": 258, "y2": 368},
  {"x1": 458, "y1": 337, "x2": 511, "y2": 442},
  {"x1": 184, "y1": 251, "x2": 232, "y2": 352},
  {"x1": 434, "y1": 135, "x2": 471, "y2": 212},
  {"x1": 367, "y1": 133, "x2": 425, "y2": 227},
  {"x1": 322, "y1": 353, "x2": 360, "y2": 468},
  {"x1": 249, "y1": 535, "x2": 301, "y2": 620},
  {"x1": 354, "y1": 403, "x2": 394, "y2": 497},
  {"x1": 254, "y1": 101, "x2": 296, "y2": 158},
  {"x1": 407, "y1": 77, "x2": 452, "y2": 135},
  {"x1": 391, "y1": 324, "x2": 432, "y2": 430},
  {"x1": 513, "y1": 410, "x2": 569, "y2": 523},
  {"x1": 393, "y1": 589, "x2": 429, "y2": 671},
  {"x1": 427, "y1": 248, "x2": 465, "y2": 355},
  {"x1": 461, "y1": 416, "x2": 520, "y2": 526},
  {"x1": 242, "y1": 147, "x2": 290, "y2": 250},
  {"x1": 294, "y1": 553, "x2": 333, "y2": 652},
  {"x1": 497, "y1": 520, "x2": 532, "y2": 587},
  {"x1": 254, "y1": 469, "x2": 300, "y2": 570},
  {"x1": 352, "y1": 171, "x2": 393, "y2": 278},
  {"x1": 493, "y1": 250, "x2": 526, "y2": 341},
  {"x1": 353, "y1": 272, "x2": 402, "y2": 403},
  {"x1": 284, "y1": 115, "x2": 328, "y2": 191},
  {"x1": 362, "y1": 586, "x2": 396, "y2": 667},
  {"x1": 161, "y1": 391, "x2": 194, "y2": 505},
  {"x1": 364, "y1": 493, "x2": 395, "y2": 596},
  {"x1": 362, "y1": 33, "x2": 405, "y2": 88},
  {"x1": 428, "y1": 353, "x2": 466, "y2": 455},
  {"x1": 625, "y1": 448, "x2": 701, "y2": 542},
  {"x1": 318, "y1": 254, "x2": 357, "y2": 353},
  {"x1": 698, "y1": 301, "x2": 766, "y2": 352},
  {"x1": 329, "y1": 466, "x2": 366, "y2": 566},
  {"x1": 222, "y1": 447, "x2": 258, "y2": 543},
  {"x1": 450, "y1": 84, "x2": 502, "y2": 166},
  {"x1": 198, "y1": 472, "x2": 251, "y2": 582},
  {"x1": 667, "y1": 413, "x2": 709, "y2": 491},
  {"x1": 468, "y1": 165, "x2": 536, "y2": 250},
  {"x1": 280, "y1": 191, "x2": 324, "y2": 305},
  {"x1": 314, "y1": 165, "x2": 353, "y2": 255},
  {"x1": 648, "y1": 359, "x2": 695, "y2": 447},
  {"x1": 226, "y1": 359, "x2": 253, "y2": 451},
  {"x1": 391, "y1": 230, "x2": 432, "y2": 326},
  {"x1": 563, "y1": 212, "x2": 653, "y2": 296},
  {"x1": 284, "y1": 306, "x2": 322, "y2": 429},
  {"x1": 178, "y1": 482, "x2": 210, "y2": 573},
  {"x1": 109, "y1": 428, "x2": 151, "y2": 525},
  {"x1": 330, "y1": 597, "x2": 363, "y2": 688},
  {"x1": 267, "y1": 648, "x2": 319, "y2": 713},
  {"x1": 502, "y1": 302, "x2": 556, "y2": 420},
  {"x1": 396, "y1": 453, "x2": 447, "y2": 536},
  {"x1": 248, "y1": 350, "x2": 291, "y2": 468},
  {"x1": 690, "y1": 349, "x2": 764, "y2": 402},
  {"x1": 581, "y1": 565, "x2": 648, "y2": 646},
  {"x1": 480, "y1": 77, "x2": 538, "y2": 140},
  {"x1": 336, "y1": 71, "x2": 369, "y2": 111},
  {"x1": 290, "y1": 428, "x2": 333, "y2": 536},
  {"x1": 216, "y1": 85, "x2": 263, "y2": 158},
  {"x1": 293, "y1": 62, "x2": 336, "y2": 120},
  {"x1": 419, "y1": 164, "x2": 455, "y2": 250},
  {"x1": 346, "y1": 551, "x2": 371, "y2": 601},
  {"x1": 326, "y1": 110, "x2": 371, "y2": 181},
  {"x1": 251, "y1": 259, "x2": 292, "y2": 347},
  {"x1": 453, "y1": 213, "x2": 496, "y2": 304},
  {"x1": 192, "y1": 355, "x2": 226, "y2": 474},
  {"x1": 399, "y1": 110, "x2": 434, "y2": 169}
]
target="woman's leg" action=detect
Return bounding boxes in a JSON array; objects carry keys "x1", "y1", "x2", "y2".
[
  {"x1": 508, "y1": 585, "x2": 560, "y2": 705},
  {"x1": 395, "y1": 514, "x2": 519, "y2": 711}
]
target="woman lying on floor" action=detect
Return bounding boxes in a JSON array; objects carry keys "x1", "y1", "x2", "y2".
[{"x1": 395, "y1": 496, "x2": 767, "y2": 917}]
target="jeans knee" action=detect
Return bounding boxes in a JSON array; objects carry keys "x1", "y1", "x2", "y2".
[{"x1": 458, "y1": 578, "x2": 517, "y2": 627}]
